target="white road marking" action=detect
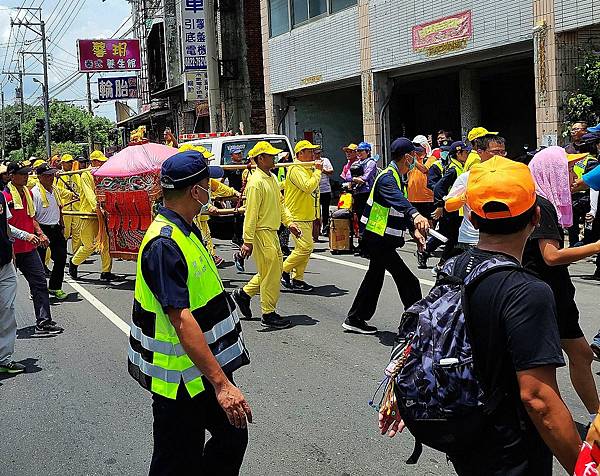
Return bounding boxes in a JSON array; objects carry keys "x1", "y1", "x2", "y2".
[
  {"x1": 310, "y1": 253, "x2": 435, "y2": 287},
  {"x1": 65, "y1": 278, "x2": 130, "y2": 335}
]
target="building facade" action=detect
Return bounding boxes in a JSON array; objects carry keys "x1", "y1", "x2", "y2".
[
  {"x1": 260, "y1": 0, "x2": 600, "y2": 171},
  {"x1": 120, "y1": 0, "x2": 267, "y2": 141}
]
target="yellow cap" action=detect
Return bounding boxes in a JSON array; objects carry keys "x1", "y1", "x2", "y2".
[
  {"x1": 61, "y1": 154, "x2": 74, "y2": 163},
  {"x1": 567, "y1": 152, "x2": 589, "y2": 163},
  {"x1": 467, "y1": 127, "x2": 498, "y2": 142},
  {"x1": 343, "y1": 143, "x2": 358, "y2": 152},
  {"x1": 247, "y1": 141, "x2": 282, "y2": 158},
  {"x1": 90, "y1": 150, "x2": 108, "y2": 162},
  {"x1": 294, "y1": 140, "x2": 319, "y2": 155},
  {"x1": 178, "y1": 143, "x2": 215, "y2": 159},
  {"x1": 32, "y1": 159, "x2": 46, "y2": 168}
]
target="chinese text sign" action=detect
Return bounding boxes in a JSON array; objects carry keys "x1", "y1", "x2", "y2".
[{"x1": 78, "y1": 39, "x2": 142, "y2": 72}]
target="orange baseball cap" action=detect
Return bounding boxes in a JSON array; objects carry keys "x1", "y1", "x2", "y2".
[{"x1": 445, "y1": 156, "x2": 537, "y2": 219}]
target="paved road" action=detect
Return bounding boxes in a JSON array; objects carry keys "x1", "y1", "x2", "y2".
[{"x1": 2, "y1": 239, "x2": 599, "y2": 475}]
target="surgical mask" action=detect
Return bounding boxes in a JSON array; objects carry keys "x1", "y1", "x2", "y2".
[{"x1": 193, "y1": 184, "x2": 212, "y2": 213}]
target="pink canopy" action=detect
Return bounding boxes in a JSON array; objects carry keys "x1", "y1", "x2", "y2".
[{"x1": 93, "y1": 142, "x2": 178, "y2": 178}]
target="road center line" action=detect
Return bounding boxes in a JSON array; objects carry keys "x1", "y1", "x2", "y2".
[
  {"x1": 65, "y1": 278, "x2": 130, "y2": 335},
  {"x1": 310, "y1": 253, "x2": 435, "y2": 287}
]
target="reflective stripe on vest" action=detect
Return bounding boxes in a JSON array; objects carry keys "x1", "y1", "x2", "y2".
[
  {"x1": 573, "y1": 157, "x2": 590, "y2": 180},
  {"x1": 128, "y1": 214, "x2": 249, "y2": 400},
  {"x1": 363, "y1": 165, "x2": 406, "y2": 239}
]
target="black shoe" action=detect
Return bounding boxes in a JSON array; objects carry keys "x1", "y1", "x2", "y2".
[
  {"x1": 0, "y1": 360, "x2": 26, "y2": 374},
  {"x1": 100, "y1": 272, "x2": 118, "y2": 281},
  {"x1": 261, "y1": 312, "x2": 290, "y2": 329},
  {"x1": 292, "y1": 279, "x2": 313, "y2": 292},
  {"x1": 232, "y1": 289, "x2": 253, "y2": 320},
  {"x1": 35, "y1": 323, "x2": 64, "y2": 335},
  {"x1": 342, "y1": 317, "x2": 377, "y2": 334},
  {"x1": 281, "y1": 272, "x2": 294, "y2": 289},
  {"x1": 68, "y1": 260, "x2": 78, "y2": 279},
  {"x1": 417, "y1": 251, "x2": 428, "y2": 269}
]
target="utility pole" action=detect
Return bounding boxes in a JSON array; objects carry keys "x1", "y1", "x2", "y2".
[
  {"x1": 12, "y1": 10, "x2": 52, "y2": 159},
  {"x1": 86, "y1": 73, "x2": 93, "y2": 154},
  {"x1": 1, "y1": 90, "x2": 5, "y2": 160}
]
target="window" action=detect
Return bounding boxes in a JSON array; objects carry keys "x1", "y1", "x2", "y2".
[
  {"x1": 269, "y1": 0, "x2": 290, "y2": 37},
  {"x1": 268, "y1": 0, "x2": 357, "y2": 37},
  {"x1": 330, "y1": 0, "x2": 355, "y2": 12},
  {"x1": 293, "y1": 0, "x2": 308, "y2": 25},
  {"x1": 221, "y1": 139, "x2": 291, "y2": 164}
]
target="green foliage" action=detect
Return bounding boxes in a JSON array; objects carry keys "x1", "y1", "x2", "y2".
[
  {"x1": 7, "y1": 149, "x2": 23, "y2": 162},
  {"x1": 566, "y1": 93, "x2": 598, "y2": 126},
  {"x1": 3, "y1": 101, "x2": 115, "y2": 159},
  {"x1": 565, "y1": 51, "x2": 600, "y2": 130}
]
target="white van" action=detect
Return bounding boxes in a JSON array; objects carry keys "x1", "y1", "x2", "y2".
[{"x1": 180, "y1": 133, "x2": 293, "y2": 165}]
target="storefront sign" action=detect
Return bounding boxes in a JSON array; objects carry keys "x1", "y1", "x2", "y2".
[
  {"x1": 77, "y1": 39, "x2": 141, "y2": 72},
  {"x1": 184, "y1": 71, "x2": 208, "y2": 101},
  {"x1": 196, "y1": 101, "x2": 209, "y2": 117},
  {"x1": 181, "y1": 0, "x2": 207, "y2": 71},
  {"x1": 97, "y1": 76, "x2": 138, "y2": 101},
  {"x1": 300, "y1": 75, "x2": 322, "y2": 86},
  {"x1": 412, "y1": 11, "x2": 472, "y2": 53}
]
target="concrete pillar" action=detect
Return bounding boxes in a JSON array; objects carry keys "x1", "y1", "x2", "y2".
[
  {"x1": 259, "y1": 0, "x2": 276, "y2": 133},
  {"x1": 459, "y1": 69, "x2": 481, "y2": 141},
  {"x1": 533, "y1": 0, "x2": 560, "y2": 147}
]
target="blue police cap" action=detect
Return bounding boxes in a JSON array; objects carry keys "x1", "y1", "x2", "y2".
[
  {"x1": 449, "y1": 141, "x2": 472, "y2": 155},
  {"x1": 160, "y1": 150, "x2": 223, "y2": 189},
  {"x1": 390, "y1": 137, "x2": 416, "y2": 156}
]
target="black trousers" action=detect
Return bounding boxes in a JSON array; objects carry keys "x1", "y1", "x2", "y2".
[
  {"x1": 149, "y1": 378, "x2": 248, "y2": 476},
  {"x1": 14, "y1": 250, "x2": 51, "y2": 326},
  {"x1": 425, "y1": 212, "x2": 462, "y2": 262},
  {"x1": 347, "y1": 234, "x2": 422, "y2": 322},
  {"x1": 38, "y1": 224, "x2": 67, "y2": 291},
  {"x1": 320, "y1": 192, "x2": 331, "y2": 233}
]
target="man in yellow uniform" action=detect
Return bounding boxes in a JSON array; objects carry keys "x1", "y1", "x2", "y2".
[
  {"x1": 56, "y1": 154, "x2": 82, "y2": 253},
  {"x1": 231, "y1": 141, "x2": 301, "y2": 329},
  {"x1": 280, "y1": 140, "x2": 323, "y2": 291},
  {"x1": 69, "y1": 151, "x2": 116, "y2": 281},
  {"x1": 464, "y1": 127, "x2": 498, "y2": 171}
]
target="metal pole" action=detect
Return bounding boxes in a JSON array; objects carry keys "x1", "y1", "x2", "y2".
[
  {"x1": 1, "y1": 90, "x2": 5, "y2": 160},
  {"x1": 40, "y1": 20, "x2": 51, "y2": 158},
  {"x1": 204, "y1": 0, "x2": 220, "y2": 132},
  {"x1": 19, "y1": 61, "x2": 25, "y2": 161},
  {"x1": 86, "y1": 73, "x2": 93, "y2": 153}
]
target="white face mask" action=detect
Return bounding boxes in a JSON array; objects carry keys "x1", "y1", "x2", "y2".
[{"x1": 193, "y1": 184, "x2": 212, "y2": 213}]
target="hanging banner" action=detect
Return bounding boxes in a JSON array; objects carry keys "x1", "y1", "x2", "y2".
[
  {"x1": 184, "y1": 71, "x2": 208, "y2": 101},
  {"x1": 77, "y1": 39, "x2": 142, "y2": 72},
  {"x1": 412, "y1": 11, "x2": 472, "y2": 53},
  {"x1": 181, "y1": 0, "x2": 207, "y2": 71},
  {"x1": 97, "y1": 77, "x2": 138, "y2": 101}
]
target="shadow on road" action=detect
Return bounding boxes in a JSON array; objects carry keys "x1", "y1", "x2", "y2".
[
  {"x1": 17, "y1": 325, "x2": 61, "y2": 340},
  {"x1": 375, "y1": 330, "x2": 398, "y2": 347},
  {"x1": 256, "y1": 314, "x2": 318, "y2": 332},
  {"x1": 309, "y1": 284, "x2": 348, "y2": 298},
  {"x1": 0, "y1": 357, "x2": 42, "y2": 381},
  {"x1": 50, "y1": 292, "x2": 82, "y2": 304}
]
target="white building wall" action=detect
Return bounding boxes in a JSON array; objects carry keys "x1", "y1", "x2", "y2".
[
  {"x1": 268, "y1": 6, "x2": 360, "y2": 94},
  {"x1": 369, "y1": 0, "x2": 533, "y2": 72},
  {"x1": 554, "y1": 0, "x2": 600, "y2": 32}
]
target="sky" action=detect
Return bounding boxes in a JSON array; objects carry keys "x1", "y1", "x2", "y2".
[{"x1": 0, "y1": 0, "x2": 136, "y2": 121}]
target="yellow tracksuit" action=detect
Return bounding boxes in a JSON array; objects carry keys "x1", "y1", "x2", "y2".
[
  {"x1": 192, "y1": 179, "x2": 238, "y2": 256},
  {"x1": 282, "y1": 160, "x2": 321, "y2": 280},
  {"x1": 71, "y1": 170, "x2": 112, "y2": 272},
  {"x1": 242, "y1": 168, "x2": 292, "y2": 314},
  {"x1": 56, "y1": 174, "x2": 82, "y2": 253}
]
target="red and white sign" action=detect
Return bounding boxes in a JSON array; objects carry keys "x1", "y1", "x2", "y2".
[
  {"x1": 412, "y1": 11, "x2": 472, "y2": 51},
  {"x1": 179, "y1": 131, "x2": 233, "y2": 141},
  {"x1": 77, "y1": 39, "x2": 142, "y2": 72}
]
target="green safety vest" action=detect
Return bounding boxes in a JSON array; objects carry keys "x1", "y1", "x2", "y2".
[
  {"x1": 573, "y1": 156, "x2": 591, "y2": 180},
  {"x1": 128, "y1": 213, "x2": 249, "y2": 400},
  {"x1": 362, "y1": 165, "x2": 406, "y2": 239}
]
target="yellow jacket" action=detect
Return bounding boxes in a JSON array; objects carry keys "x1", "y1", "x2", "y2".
[
  {"x1": 196, "y1": 179, "x2": 239, "y2": 223},
  {"x1": 243, "y1": 168, "x2": 292, "y2": 244},
  {"x1": 464, "y1": 150, "x2": 481, "y2": 172},
  {"x1": 55, "y1": 174, "x2": 81, "y2": 211},
  {"x1": 283, "y1": 160, "x2": 321, "y2": 222},
  {"x1": 77, "y1": 170, "x2": 98, "y2": 217}
]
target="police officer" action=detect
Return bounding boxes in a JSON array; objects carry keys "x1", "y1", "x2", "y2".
[
  {"x1": 127, "y1": 150, "x2": 252, "y2": 475},
  {"x1": 343, "y1": 138, "x2": 429, "y2": 334}
]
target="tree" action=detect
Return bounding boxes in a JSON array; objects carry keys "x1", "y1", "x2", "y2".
[{"x1": 564, "y1": 51, "x2": 600, "y2": 131}]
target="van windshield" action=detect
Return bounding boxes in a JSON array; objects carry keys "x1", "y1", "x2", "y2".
[{"x1": 222, "y1": 138, "x2": 290, "y2": 164}]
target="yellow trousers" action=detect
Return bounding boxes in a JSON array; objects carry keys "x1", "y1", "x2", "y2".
[
  {"x1": 243, "y1": 230, "x2": 283, "y2": 314},
  {"x1": 63, "y1": 216, "x2": 82, "y2": 254},
  {"x1": 71, "y1": 218, "x2": 112, "y2": 272},
  {"x1": 282, "y1": 221, "x2": 314, "y2": 281},
  {"x1": 197, "y1": 219, "x2": 216, "y2": 257}
]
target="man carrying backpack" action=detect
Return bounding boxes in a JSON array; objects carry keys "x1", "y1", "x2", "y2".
[{"x1": 379, "y1": 157, "x2": 581, "y2": 475}]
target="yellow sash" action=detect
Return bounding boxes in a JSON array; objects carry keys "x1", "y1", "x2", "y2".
[{"x1": 7, "y1": 182, "x2": 35, "y2": 217}]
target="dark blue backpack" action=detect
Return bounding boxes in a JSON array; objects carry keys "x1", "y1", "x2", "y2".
[{"x1": 391, "y1": 254, "x2": 519, "y2": 459}]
